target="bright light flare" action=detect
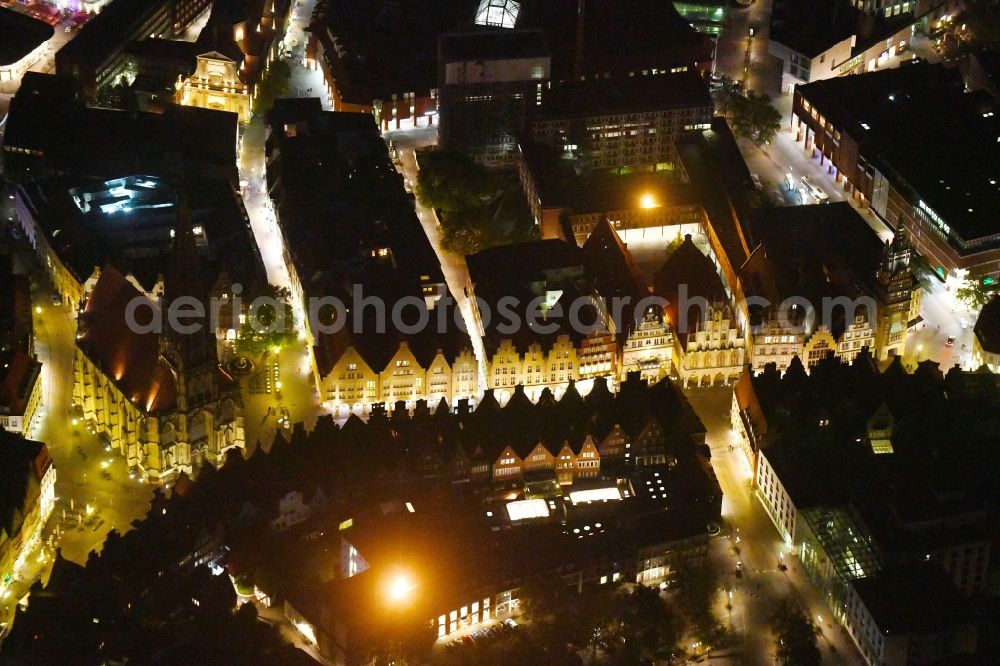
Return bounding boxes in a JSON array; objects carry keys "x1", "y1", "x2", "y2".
[
  {"x1": 385, "y1": 572, "x2": 416, "y2": 605},
  {"x1": 639, "y1": 192, "x2": 659, "y2": 209}
]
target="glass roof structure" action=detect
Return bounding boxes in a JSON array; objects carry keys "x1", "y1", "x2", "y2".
[
  {"x1": 801, "y1": 506, "x2": 880, "y2": 581},
  {"x1": 475, "y1": 0, "x2": 520, "y2": 28}
]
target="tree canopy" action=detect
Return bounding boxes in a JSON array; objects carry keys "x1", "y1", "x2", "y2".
[
  {"x1": 731, "y1": 92, "x2": 783, "y2": 148},
  {"x1": 956, "y1": 278, "x2": 999, "y2": 311},
  {"x1": 440, "y1": 579, "x2": 683, "y2": 664},
  {"x1": 711, "y1": 75, "x2": 744, "y2": 117},
  {"x1": 252, "y1": 60, "x2": 292, "y2": 117},
  {"x1": 415, "y1": 150, "x2": 537, "y2": 256},
  {"x1": 771, "y1": 598, "x2": 821, "y2": 666},
  {"x1": 235, "y1": 284, "x2": 298, "y2": 357}
]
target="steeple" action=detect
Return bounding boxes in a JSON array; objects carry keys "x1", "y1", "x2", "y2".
[{"x1": 160, "y1": 179, "x2": 219, "y2": 405}]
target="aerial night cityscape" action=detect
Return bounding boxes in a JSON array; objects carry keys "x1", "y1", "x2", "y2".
[{"x1": 0, "y1": 0, "x2": 999, "y2": 664}]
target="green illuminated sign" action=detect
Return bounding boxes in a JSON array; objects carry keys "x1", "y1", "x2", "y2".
[{"x1": 984, "y1": 277, "x2": 995, "y2": 285}]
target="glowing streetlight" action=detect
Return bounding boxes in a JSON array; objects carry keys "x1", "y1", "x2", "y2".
[
  {"x1": 639, "y1": 192, "x2": 659, "y2": 209},
  {"x1": 385, "y1": 571, "x2": 416, "y2": 605},
  {"x1": 35, "y1": 306, "x2": 42, "y2": 314}
]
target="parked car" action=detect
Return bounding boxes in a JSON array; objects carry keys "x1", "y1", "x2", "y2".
[
  {"x1": 50, "y1": 293, "x2": 62, "y2": 306},
  {"x1": 800, "y1": 175, "x2": 829, "y2": 202}
]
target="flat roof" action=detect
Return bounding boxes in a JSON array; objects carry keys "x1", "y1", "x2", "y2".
[
  {"x1": 769, "y1": 0, "x2": 860, "y2": 57},
  {"x1": 55, "y1": 0, "x2": 163, "y2": 70},
  {"x1": 796, "y1": 63, "x2": 1000, "y2": 249},
  {"x1": 516, "y1": 0, "x2": 713, "y2": 81},
  {"x1": 537, "y1": 70, "x2": 712, "y2": 120},
  {"x1": 439, "y1": 27, "x2": 548, "y2": 62},
  {"x1": 17, "y1": 176, "x2": 263, "y2": 292},
  {"x1": 0, "y1": 7, "x2": 54, "y2": 67},
  {"x1": 4, "y1": 73, "x2": 239, "y2": 181},
  {"x1": 851, "y1": 564, "x2": 971, "y2": 635},
  {"x1": 313, "y1": 0, "x2": 479, "y2": 103}
]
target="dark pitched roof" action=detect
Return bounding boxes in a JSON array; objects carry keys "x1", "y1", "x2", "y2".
[
  {"x1": 675, "y1": 119, "x2": 754, "y2": 268},
  {"x1": 653, "y1": 234, "x2": 727, "y2": 337},
  {"x1": 0, "y1": 431, "x2": 48, "y2": 540},
  {"x1": 743, "y1": 202, "x2": 890, "y2": 335},
  {"x1": 0, "y1": 7, "x2": 53, "y2": 67},
  {"x1": 0, "y1": 349, "x2": 41, "y2": 418},
  {"x1": 975, "y1": 296, "x2": 1000, "y2": 355},
  {"x1": 580, "y1": 219, "x2": 649, "y2": 337},
  {"x1": 76, "y1": 265, "x2": 177, "y2": 414}
]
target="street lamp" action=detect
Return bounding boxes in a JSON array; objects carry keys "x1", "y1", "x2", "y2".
[
  {"x1": 385, "y1": 571, "x2": 417, "y2": 606},
  {"x1": 639, "y1": 192, "x2": 659, "y2": 209}
]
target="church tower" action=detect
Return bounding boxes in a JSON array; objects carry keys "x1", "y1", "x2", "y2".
[{"x1": 874, "y1": 230, "x2": 920, "y2": 360}]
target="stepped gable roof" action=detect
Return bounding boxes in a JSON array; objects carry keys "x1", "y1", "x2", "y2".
[
  {"x1": 76, "y1": 265, "x2": 177, "y2": 415},
  {"x1": 974, "y1": 296, "x2": 1000, "y2": 355},
  {"x1": 653, "y1": 234, "x2": 727, "y2": 340}
]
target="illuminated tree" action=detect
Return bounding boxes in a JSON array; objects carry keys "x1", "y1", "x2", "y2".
[
  {"x1": 732, "y1": 92, "x2": 782, "y2": 148},
  {"x1": 956, "y1": 280, "x2": 999, "y2": 311},
  {"x1": 235, "y1": 284, "x2": 297, "y2": 357}
]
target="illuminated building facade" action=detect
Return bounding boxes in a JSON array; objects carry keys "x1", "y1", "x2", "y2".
[
  {"x1": 322, "y1": 344, "x2": 480, "y2": 416},
  {"x1": 972, "y1": 297, "x2": 1000, "y2": 373},
  {"x1": 744, "y1": 360, "x2": 992, "y2": 664},
  {"x1": 73, "y1": 265, "x2": 246, "y2": 483},
  {"x1": 792, "y1": 64, "x2": 1000, "y2": 283},
  {"x1": 0, "y1": 268, "x2": 42, "y2": 438},
  {"x1": 532, "y1": 69, "x2": 713, "y2": 173},
  {"x1": 176, "y1": 51, "x2": 250, "y2": 122},
  {"x1": 0, "y1": 433, "x2": 56, "y2": 601},
  {"x1": 54, "y1": 0, "x2": 214, "y2": 97},
  {"x1": 175, "y1": 0, "x2": 291, "y2": 122},
  {"x1": 620, "y1": 308, "x2": 674, "y2": 382},
  {"x1": 744, "y1": 204, "x2": 922, "y2": 371},
  {"x1": 0, "y1": 9, "x2": 53, "y2": 94},
  {"x1": 438, "y1": 29, "x2": 550, "y2": 165},
  {"x1": 677, "y1": 303, "x2": 745, "y2": 387}
]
